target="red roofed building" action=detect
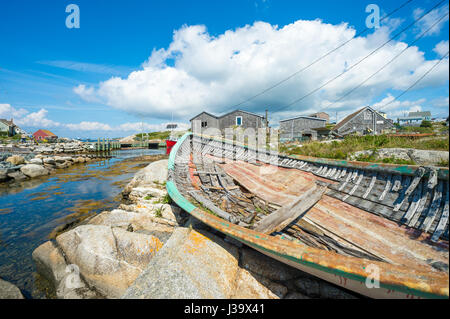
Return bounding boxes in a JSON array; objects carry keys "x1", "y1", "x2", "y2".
[{"x1": 33, "y1": 129, "x2": 58, "y2": 141}]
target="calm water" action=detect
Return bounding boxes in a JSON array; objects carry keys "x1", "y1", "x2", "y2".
[{"x1": 0, "y1": 148, "x2": 165, "y2": 298}]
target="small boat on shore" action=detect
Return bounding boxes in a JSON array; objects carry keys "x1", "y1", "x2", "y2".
[
  {"x1": 165, "y1": 123, "x2": 178, "y2": 154},
  {"x1": 165, "y1": 139, "x2": 177, "y2": 154},
  {"x1": 167, "y1": 132, "x2": 449, "y2": 299}
]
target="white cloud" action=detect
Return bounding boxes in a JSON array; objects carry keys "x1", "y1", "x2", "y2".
[
  {"x1": 372, "y1": 94, "x2": 426, "y2": 118},
  {"x1": 117, "y1": 122, "x2": 189, "y2": 132},
  {"x1": 413, "y1": 4, "x2": 449, "y2": 37},
  {"x1": 2, "y1": 103, "x2": 190, "y2": 134},
  {"x1": 73, "y1": 84, "x2": 102, "y2": 103},
  {"x1": 66, "y1": 121, "x2": 113, "y2": 131},
  {"x1": 0, "y1": 103, "x2": 28, "y2": 119},
  {"x1": 434, "y1": 40, "x2": 449, "y2": 57},
  {"x1": 74, "y1": 19, "x2": 449, "y2": 120},
  {"x1": 15, "y1": 109, "x2": 61, "y2": 128}
]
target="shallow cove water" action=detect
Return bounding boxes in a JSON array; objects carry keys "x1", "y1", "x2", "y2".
[{"x1": 0, "y1": 149, "x2": 165, "y2": 298}]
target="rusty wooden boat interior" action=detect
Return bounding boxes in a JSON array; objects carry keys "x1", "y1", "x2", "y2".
[{"x1": 167, "y1": 133, "x2": 449, "y2": 299}]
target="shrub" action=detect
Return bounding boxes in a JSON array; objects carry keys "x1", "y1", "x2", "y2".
[{"x1": 420, "y1": 120, "x2": 432, "y2": 128}]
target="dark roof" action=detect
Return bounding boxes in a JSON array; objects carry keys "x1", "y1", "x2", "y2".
[
  {"x1": 189, "y1": 111, "x2": 219, "y2": 121},
  {"x1": 220, "y1": 109, "x2": 265, "y2": 119},
  {"x1": 280, "y1": 115, "x2": 327, "y2": 122},
  {"x1": 333, "y1": 106, "x2": 393, "y2": 132},
  {"x1": 0, "y1": 119, "x2": 14, "y2": 127},
  {"x1": 332, "y1": 107, "x2": 368, "y2": 131},
  {"x1": 190, "y1": 109, "x2": 264, "y2": 121},
  {"x1": 408, "y1": 111, "x2": 431, "y2": 117}
]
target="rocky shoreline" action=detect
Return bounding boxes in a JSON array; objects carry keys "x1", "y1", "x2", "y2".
[
  {"x1": 29, "y1": 158, "x2": 358, "y2": 299},
  {"x1": 0, "y1": 142, "x2": 108, "y2": 184}
]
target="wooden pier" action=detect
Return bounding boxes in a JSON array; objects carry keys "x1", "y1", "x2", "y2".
[{"x1": 95, "y1": 138, "x2": 121, "y2": 152}]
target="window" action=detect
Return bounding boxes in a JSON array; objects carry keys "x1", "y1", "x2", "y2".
[
  {"x1": 201, "y1": 121, "x2": 208, "y2": 127},
  {"x1": 363, "y1": 111, "x2": 372, "y2": 120},
  {"x1": 236, "y1": 116, "x2": 243, "y2": 126}
]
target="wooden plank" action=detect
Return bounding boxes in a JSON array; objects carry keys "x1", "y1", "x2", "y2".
[
  {"x1": 338, "y1": 169, "x2": 353, "y2": 191},
  {"x1": 421, "y1": 181, "x2": 444, "y2": 232},
  {"x1": 401, "y1": 181, "x2": 423, "y2": 225},
  {"x1": 253, "y1": 184, "x2": 327, "y2": 235},
  {"x1": 363, "y1": 173, "x2": 377, "y2": 199},
  {"x1": 296, "y1": 214, "x2": 387, "y2": 262},
  {"x1": 393, "y1": 168, "x2": 425, "y2": 212},
  {"x1": 343, "y1": 171, "x2": 364, "y2": 201},
  {"x1": 202, "y1": 185, "x2": 240, "y2": 191},
  {"x1": 188, "y1": 190, "x2": 240, "y2": 224},
  {"x1": 379, "y1": 174, "x2": 393, "y2": 201},
  {"x1": 431, "y1": 186, "x2": 449, "y2": 242},
  {"x1": 408, "y1": 186, "x2": 430, "y2": 227}
]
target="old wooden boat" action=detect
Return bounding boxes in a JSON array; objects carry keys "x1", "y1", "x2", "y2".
[{"x1": 166, "y1": 132, "x2": 449, "y2": 299}]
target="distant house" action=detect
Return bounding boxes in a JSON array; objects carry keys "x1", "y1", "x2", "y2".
[
  {"x1": 190, "y1": 109, "x2": 266, "y2": 134},
  {"x1": 0, "y1": 119, "x2": 15, "y2": 136},
  {"x1": 279, "y1": 116, "x2": 327, "y2": 141},
  {"x1": 333, "y1": 106, "x2": 394, "y2": 136},
  {"x1": 309, "y1": 112, "x2": 330, "y2": 123},
  {"x1": 0, "y1": 118, "x2": 25, "y2": 137},
  {"x1": 397, "y1": 111, "x2": 432, "y2": 126},
  {"x1": 166, "y1": 124, "x2": 178, "y2": 130},
  {"x1": 33, "y1": 129, "x2": 58, "y2": 141}
]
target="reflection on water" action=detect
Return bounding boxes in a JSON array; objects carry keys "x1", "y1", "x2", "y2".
[{"x1": 0, "y1": 148, "x2": 165, "y2": 298}]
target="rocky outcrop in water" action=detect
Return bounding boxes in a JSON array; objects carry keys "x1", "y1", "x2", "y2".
[
  {"x1": 32, "y1": 159, "x2": 180, "y2": 298},
  {"x1": 0, "y1": 154, "x2": 104, "y2": 184},
  {"x1": 0, "y1": 278, "x2": 24, "y2": 299},
  {"x1": 1, "y1": 141, "x2": 94, "y2": 154}
]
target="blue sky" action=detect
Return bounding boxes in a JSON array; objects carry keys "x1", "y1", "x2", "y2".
[{"x1": 0, "y1": 0, "x2": 448, "y2": 138}]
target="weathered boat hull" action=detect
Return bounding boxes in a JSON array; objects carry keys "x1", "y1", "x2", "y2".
[{"x1": 167, "y1": 132, "x2": 449, "y2": 299}]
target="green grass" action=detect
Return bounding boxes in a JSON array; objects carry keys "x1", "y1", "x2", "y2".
[
  {"x1": 282, "y1": 134, "x2": 449, "y2": 161},
  {"x1": 154, "y1": 194, "x2": 170, "y2": 204},
  {"x1": 154, "y1": 206, "x2": 163, "y2": 218},
  {"x1": 144, "y1": 194, "x2": 154, "y2": 200},
  {"x1": 437, "y1": 159, "x2": 449, "y2": 167},
  {"x1": 135, "y1": 131, "x2": 171, "y2": 141},
  {"x1": 354, "y1": 153, "x2": 416, "y2": 165},
  {"x1": 397, "y1": 126, "x2": 434, "y2": 133}
]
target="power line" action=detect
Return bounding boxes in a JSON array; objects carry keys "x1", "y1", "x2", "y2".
[
  {"x1": 271, "y1": 0, "x2": 447, "y2": 113},
  {"x1": 228, "y1": 0, "x2": 415, "y2": 109},
  {"x1": 326, "y1": 10, "x2": 449, "y2": 109},
  {"x1": 376, "y1": 51, "x2": 449, "y2": 112}
]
